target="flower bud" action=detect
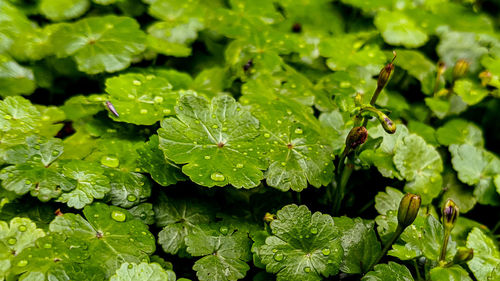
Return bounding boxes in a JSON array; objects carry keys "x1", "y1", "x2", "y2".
[
  {"x1": 377, "y1": 52, "x2": 396, "y2": 90},
  {"x1": 452, "y1": 247, "x2": 474, "y2": 264},
  {"x1": 345, "y1": 126, "x2": 368, "y2": 150},
  {"x1": 376, "y1": 112, "x2": 396, "y2": 134},
  {"x1": 442, "y1": 199, "x2": 459, "y2": 232},
  {"x1": 479, "y1": 70, "x2": 492, "y2": 86},
  {"x1": 452, "y1": 59, "x2": 469, "y2": 80},
  {"x1": 437, "y1": 61, "x2": 446, "y2": 76},
  {"x1": 263, "y1": 212, "x2": 276, "y2": 223},
  {"x1": 397, "y1": 193, "x2": 421, "y2": 228},
  {"x1": 354, "y1": 93, "x2": 363, "y2": 106}
]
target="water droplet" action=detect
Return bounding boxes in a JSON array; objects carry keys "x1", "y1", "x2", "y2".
[
  {"x1": 294, "y1": 128, "x2": 303, "y2": 134},
  {"x1": 43, "y1": 243, "x2": 52, "y2": 249},
  {"x1": 127, "y1": 194, "x2": 137, "y2": 202},
  {"x1": 304, "y1": 267, "x2": 311, "y2": 273},
  {"x1": 139, "y1": 212, "x2": 147, "y2": 219},
  {"x1": 18, "y1": 225, "x2": 27, "y2": 232},
  {"x1": 52, "y1": 151, "x2": 59, "y2": 156},
  {"x1": 210, "y1": 172, "x2": 225, "y2": 182},
  {"x1": 222, "y1": 127, "x2": 228, "y2": 132},
  {"x1": 4, "y1": 115, "x2": 12, "y2": 120},
  {"x1": 273, "y1": 252, "x2": 284, "y2": 261},
  {"x1": 324, "y1": 162, "x2": 329, "y2": 166},
  {"x1": 236, "y1": 163, "x2": 244, "y2": 168},
  {"x1": 264, "y1": 133, "x2": 271, "y2": 138},
  {"x1": 7, "y1": 238, "x2": 17, "y2": 245},
  {"x1": 100, "y1": 156, "x2": 120, "y2": 168},
  {"x1": 132, "y1": 80, "x2": 142, "y2": 86},
  {"x1": 17, "y1": 260, "x2": 28, "y2": 267},
  {"x1": 154, "y1": 96, "x2": 164, "y2": 103},
  {"x1": 163, "y1": 109, "x2": 171, "y2": 114},
  {"x1": 24, "y1": 180, "x2": 31, "y2": 185},
  {"x1": 272, "y1": 249, "x2": 278, "y2": 253},
  {"x1": 281, "y1": 162, "x2": 286, "y2": 166},
  {"x1": 141, "y1": 231, "x2": 147, "y2": 235},
  {"x1": 128, "y1": 264, "x2": 134, "y2": 269},
  {"x1": 322, "y1": 248, "x2": 331, "y2": 256},
  {"x1": 212, "y1": 124, "x2": 219, "y2": 129},
  {"x1": 219, "y1": 226, "x2": 228, "y2": 235},
  {"x1": 111, "y1": 210, "x2": 126, "y2": 222},
  {"x1": 129, "y1": 238, "x2": 134, "y2": 242},
  {"x1": 140, "y1": 109, "x2": 148, "y2": 114},
  {"x1": 277, "y1": 120, "x2": 282, "y2": 124},
  {"x1": 310, "y1": 227, "x2": 318, "y2": 234},
  {"x1": 94, "y1": 214, "x2": 99, "y2": 218},
  {"x1": 204, "y1": 155, "x2": 211, "y2": 160}
]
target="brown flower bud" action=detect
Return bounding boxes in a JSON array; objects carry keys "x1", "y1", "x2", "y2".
[
  {"x1": 376, "y1": 112, "x2": 396, "y2": 134},
  {"x1": 264, "y1": 212, "x2": 276, "y2": 223},
  {"x1": 452, "y1": 59, "x2": 469, "y2": 80},
  {"x1": 377, "y1": 51, "x2": 397, "y2": 90},
  {"x1": 397, "y1": 193, "x2": 421, "y2": 228},
  {"x1": 345, "y1": 126, "x2": 368, "y2": 150},
  {"x1": 442, "y1": 199, "x2": 459, "y2": 232}
]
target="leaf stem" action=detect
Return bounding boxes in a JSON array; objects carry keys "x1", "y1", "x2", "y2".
[
  {"x1": 439, "y1": 229, "x2": 451, "y2": 262},
  {"x1": 368, "y1": 224, "x2": 404, "y2": 273},
  {"x1": 413, "y1": 259, "x2": 423, "y2": 281}
]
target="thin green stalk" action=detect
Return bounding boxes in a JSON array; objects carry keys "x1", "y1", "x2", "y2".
[
  {"x1": 440, "y1": 229, "x2": 451, "y2": 262},
  {"x1": 368, "y1": 225, "x2": 404, "y2": 272},
  {"x1": 414, "y1": 260, "x2": 423, "y2": 281},
  {"x1": 492, "y1": 220, "x2": 500, "y2": 233}
]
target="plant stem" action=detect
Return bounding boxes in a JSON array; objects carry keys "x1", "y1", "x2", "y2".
[
  {"x1": 439, "y1": 229, "x2": 451, "y2": 262},
  {"x1": 414, "y1": 260, "x2": 423, "y2": 281},
  {"x1": 492, "y1": 220, "x2": 500, "y2": 233},
  {"x1": 368, "y1": 224, "x2": 404, "y2": 272}
]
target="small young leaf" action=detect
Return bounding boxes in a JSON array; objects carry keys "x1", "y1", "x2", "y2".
[
  {"x1": 361, "y1": 262, "x2": 414, "y2": 281},
  {"x1": 110, "y1": 262, "x2": 171, "y2": 281}
]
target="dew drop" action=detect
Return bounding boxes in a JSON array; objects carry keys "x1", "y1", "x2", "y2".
[
  {"x1": 294, "y1": 128, "x2": 303, "y2": 134},
  {"x1": 222, "y1": 127, "x2": 228, "y2": 132},
  {"x1": 272, "y1": 249, "x2": 278, "y2": 253},
  {"x1": 127, "y1": 194, "x2": 137, "y2": 202},
  {"x1": 322, "y1": 248, "x2": 331, "y2": 256},
  {"x1": 43, "y1": 243, "x2": 52, "y2": 249},
  {"x1": 52, "y1": 151, "x2": 59, "y2": 156},
  {"x1": 219, "y1": 226, "x2": 229, "y2": 235},
  {"x1": 140, "y1": 109, "x2": 148, "y2": 114},
  {"x1": 304, "y1": 267, "x2": 311, "y2": 273},
  {"x1": 310, "y1": 227, "x2": 318, "y2": 234},
  {"x1": 132, "y1": 80, "x2": 142, "y2": 86},
  {"x1": 281, "y1": 162, "x2": 286, "y2": 166},
  {"x1": 163, "y1": 109, "x2": 171, "y2": 114},
  {"x1": 236, "y1": 163, "x2": 244, "y2": 168},
  {"x1": 94, "y1": 214, "x2": 99, "y2": 218},
  {"x1": 212, "y1": 124, "x2": 219, "y2": 129},
  {"x1": 4, "y1": 115, "x2": 12, "y2": 120},
  {"x1": 17, "y1": 260, "x2": 28, "y2": 267},
  {"x1": 154, "y1": 96, "x2": 164, "y2": 103},
  {"x1": 273, "y1": 252, "x2": 284, "y2": 262},
  {"x1": 210, "y1": 172, "x2": 225, "y2": 182},
  {"x1": 128, "y1": 264, "x2": 134, "y2": 269},
  {"x1": 24, "y1": 180, "x2": 31, "y2": 185},
  {"x1": 204, "y1": 155, "x2": 211, "y2": 160},
  {"x1": 139, "y1": 212, "x2": 147, "y2": 220},
  {"x1": 7, "y1": 238, "x2": 17, "y2": 245},
  {"x1": 18, "y1": 225, "x2": 27, "y2": 232},
  {"x1": 264, "y1": 133, "x2": 271, "y2": 138},
  {"x1": 277, "y1": 120, "x2": 282, "y2": 124},
  {"x1": 100, "y1": 156, "x2": 120, "y2": 168},
  {"x1": 111, "y1": 210, "x2": 126, "y2": 222}
]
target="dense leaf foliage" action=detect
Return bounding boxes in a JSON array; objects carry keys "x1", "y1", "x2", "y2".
[{"x1": 1, "y1": 0, "x2": 500, "y2": 280}]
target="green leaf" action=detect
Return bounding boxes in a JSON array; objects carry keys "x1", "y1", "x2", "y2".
[
  {"x1": 437, "y1": 29, "x2": 488, "y2": 73},
  {"x1": 436, "y1": 119, "x2": 484, "y2": 147},
  {"x1": 440, "y1": 170, "x2": 476, "y2": 213},
  {"x1": 407, "y1": 121, "x2": 438, "y2": 146},
  {"x1": 389, "y1": 215, "x2": 456, "y2": 262},
  {"x1": 61, "y1": 94, "x2": 107, "y2": 121},
  {"x1": 374, "y1": 11, "x2": 428, "y2": 48},
  {"x1": 104, "y1": 169, "x2": 151, "y2": 208},
  {"x1": 185, "y1": 221, "x2": 253, "y2": 281},
  {"x1": 128, "y1": 203, "x2": 155, "y2": 225},
  {"x1": 394, "y1": 50, "x2": 436, "y2": 95},
  {"x1": 257, "y1": 204, "x2": 343, "y2": 281},
  {"x1": 49, "y1": 203, "x2": 156, "y2": 276},
  {"x1": 137, "y1": 135, "x2": 185, "y2": 186},
  {"x1": 147, "y1": 19, "x2": 203, "y2": 57},
  {"x1": 393, "y1": 134, "x2": 443, "y2": 204},
  {"x1": 259, "y1": 116, "x2": 334, "y2": 192},
  {"x1": 361, "y1": 262, "x2": 414, "y2": 281},
  {"x1": 466, "y1": 227, "x2": 500, "y2": 281},
  {"x1": 10, "y1": 233, "x2": 106, "y2": 281},
  {"x1": 0, "y1": 54, "x2": 36, "y2": 97},
  {"x1": 40, "y1": 0, "x2": 90, "y2": 21},
  {"x1": 0, "y1": 217, "x2": 45, "y2": 278},
  {"x1": 375, "y1": 186, "x2": 404, "y2": 215},
  {"x1": 155, "y1": 194, "x2": 214, "y2": 255},
  {"x1": 105, "y1": 73, "x2": 179, "y2": 125},
  {"x1": 334, "y1": 217, "x2": 381, "y2": 274},
  {"x1": 453, "y1": 79, "x2": 490, "y2": 106},
  {"x1": 429, "y1": 265, "x2": 473, "y2": 281},
  {"x1": 0, "y1": 96, "x2": 40, "y2": 133},
  {"x1": 110, "y1": 262, "x2": 171, "y2": 281},
  {"x1": 57, "y1": 160, "x2": 111, "y2": 209},
  {"x1": 51, "y1": 15, "x2": 146, "y2": 74},
  {"x1": 158, "y1": 94, "x2": 267, "y2": 188}
]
